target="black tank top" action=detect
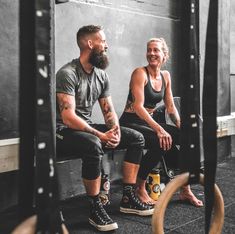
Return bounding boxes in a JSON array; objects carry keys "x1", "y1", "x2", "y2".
[{"x1": 127, "y1": 67, "x2": 166, "y2": 109}]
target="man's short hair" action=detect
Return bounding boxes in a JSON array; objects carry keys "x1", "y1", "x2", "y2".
[{"x1": 76, "y1": 25, "x2": 103, "y2": 50}]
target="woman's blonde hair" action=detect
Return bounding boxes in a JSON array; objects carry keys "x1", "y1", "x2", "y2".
[{"x1": 147, "y1": 38, "x2": 169, "y2": 63}]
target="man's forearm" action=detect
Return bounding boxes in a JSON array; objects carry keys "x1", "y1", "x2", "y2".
[
  {"x1": 100, "y1": 97, "x2": 119, "y2": 129},
  {"x1": 104, "y1": 112, "x2": 119, "y2": 129},
  {"x1": 62, "y1": 113, "x2": 104, "y2": 138}
]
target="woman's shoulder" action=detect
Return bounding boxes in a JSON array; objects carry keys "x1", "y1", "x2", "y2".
[
  {"x1": 132, "y1": 67, "x2": 148, "y2": 78},
  {"x1": 161, "y1": 70, "x2": 171, "y2": 80},
  {"x1": 160, "y1": 69, "x2": 170, "y2": 77},
  {"x1": 160, "y1": 70, "x2": 171, "y2": 88},
  {"x1": 132, "y1": 66, "x2": 145, "y2": 73},
  {"x1": 131, "y1": 67, "x2": 148, "y2": 83}
]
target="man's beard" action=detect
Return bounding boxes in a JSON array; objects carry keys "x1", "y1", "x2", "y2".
[{"x1": 89, "y1": 48, "x2": 109, "y2": 70}]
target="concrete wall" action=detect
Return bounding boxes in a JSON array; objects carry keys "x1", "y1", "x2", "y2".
[
  {"x1": 0, "y1": 0, "x2": 19, "y2": 211},
  {"x1": 55, "y1": 0, "x2": 182, "y2": 121},
  {"x1": 230, "y1": 0, "x2": 235, "y2": 157},
  {"x1": 0, "y1": 0, "x2": 19, "y2": 140},
  {"x1": 200, "y1": 0, "x2": 232, "y2": 162},
  {"x1": 217, "y1": 0, "x2": 231, "y2": 161}
]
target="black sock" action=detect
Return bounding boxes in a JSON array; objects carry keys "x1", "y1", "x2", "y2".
[{"x1": 88, "y1": 194, "x2": 100, "y2": 205}]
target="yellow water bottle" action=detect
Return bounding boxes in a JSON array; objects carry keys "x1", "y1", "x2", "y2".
[{"x1": 147, "y1": 168, "x2": 161, "y2": 201}]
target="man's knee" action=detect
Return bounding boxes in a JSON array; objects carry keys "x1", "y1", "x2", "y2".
[
  {"x1": 85, "y1": 135, "x2": 103, "y2": 154},
  {"x1": 120, "y1": 127, "x2": 145, "y2": 165},
  {"x1": 56, "y1": 129, "x2": 103, "y2": 158},
  {"x1": 82, "y1": 136, "x2": 103, "y2": 180}
]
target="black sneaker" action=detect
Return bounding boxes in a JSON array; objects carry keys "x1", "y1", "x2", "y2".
[
  {"x1": 89, "y1": 198, "x2": 118, "y2": 231},
  {"x1": 120, "y1": 186, "x2": 154, "y2": 216}
]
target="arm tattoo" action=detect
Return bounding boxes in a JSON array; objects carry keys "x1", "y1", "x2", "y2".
[
  {"x1": 58, "y1": 101, "x2": 73, "y2": 113},
  {"x1": 102, "y1": 99, "x2": 116, "y2": 128},
  {"x1": 84, "y1": 127, "x2": 98, "y2": 136},
  {"x1": 125, "y1": 100, "x2": 135, "y2": 112}
]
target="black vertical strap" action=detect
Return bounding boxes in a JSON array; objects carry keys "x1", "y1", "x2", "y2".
[
  {"x1": 35, "y1": 0, "x2": 62, "y2": 232},
  {"x1": 203, "y1": 0, "x2": 218, "y2": 233},
  {"x1": 180, "y1": 0, "x2": 201, "y2": 183},
  {"x1": 19, "y1": 0, "x2": 36, "y2": 222}
]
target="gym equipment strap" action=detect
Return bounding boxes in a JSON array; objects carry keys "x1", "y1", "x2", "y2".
[
  {"x1": 180, "y1": 0, "x2": 201, "y2": 183},
  {"x1": 18, "y1": 0, "x2": 64, "y2": 233},
  {"x1": 19, "y1": 0, "x2": 36, "y2": 222},
  {"x1": 202, "y1": 0, "x2": 219, "y2": 233},
  {"x1": 152, "y1": 1, "x2": 223, "y2": 233}
]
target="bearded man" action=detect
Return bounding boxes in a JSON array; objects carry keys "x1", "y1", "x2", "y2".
[{"x1": 56, "y1": 25, "x2": 154, "y2": 232}]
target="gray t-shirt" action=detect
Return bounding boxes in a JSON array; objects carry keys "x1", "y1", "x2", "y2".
[{"x1": 56, "y1": 58, "x2": 110, "y2": 129}]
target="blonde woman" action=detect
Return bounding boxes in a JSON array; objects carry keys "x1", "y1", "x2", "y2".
[{"x1": 119, "y1": 38, "x2": 203, "y2": 207}]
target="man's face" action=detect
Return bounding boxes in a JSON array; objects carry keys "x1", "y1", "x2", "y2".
[{"x1": 89, "y1": 30, "x2": 109, "y2": 69}]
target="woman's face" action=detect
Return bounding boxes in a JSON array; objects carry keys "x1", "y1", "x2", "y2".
[{"x1": 146, "y1": 41, "x2": 165, "y2": 67}]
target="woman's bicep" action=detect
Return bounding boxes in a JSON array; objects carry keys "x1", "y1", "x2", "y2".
[
  {"x1": 130, "y1": 70, "x2": 146, "y2": 107},
  {"x1": 163, "y1": 72, "x2": 176, "y2": 112}
]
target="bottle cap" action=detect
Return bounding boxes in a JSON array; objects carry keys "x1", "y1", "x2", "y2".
[{"x1": 151, "y1": 168, "x2": 160, "y2": 174}]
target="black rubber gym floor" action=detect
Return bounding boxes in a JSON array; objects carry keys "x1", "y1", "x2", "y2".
[{"x1": 1, "y1": 157, "x2": 235, "y2": 233}]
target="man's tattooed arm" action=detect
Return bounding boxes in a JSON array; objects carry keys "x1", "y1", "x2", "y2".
[
  {"x1": 99, "y1": 96, "x2": 119, "y2": 129},
  {"x1": 57, "y1": 93, "x2": 103, "y2": 137},
  {"x1": 58, "y1": 100, "x2": 73, "y2": 113},
  {"x1": 57, "y1": 93, "x2": 75, "y2": 116}
]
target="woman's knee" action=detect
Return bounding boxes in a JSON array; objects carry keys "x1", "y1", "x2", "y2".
[
  {"x1": 120, "y1": 126, "x2": 145, "y2": 148},
  {"x1": 135, "y1": 131, "x2": 145, "y2": 148}
]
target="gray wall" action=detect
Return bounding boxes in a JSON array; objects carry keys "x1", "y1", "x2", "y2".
[
  {"x1": 0, "y1": 0, "x2": 19, "y2": 140},
  {"x1": 230, "y1": 0, "x2": 235, "y2": 112},
  {"x1": 200, "y1": 0, "x2": 232, "y2": 161},
  {"x1": 200, "y1": 0, "x2": 231, "y2": 116},
  {"x1": 217, "y1": 0, "x2": 231, "y2": 161},
  {"x1": 55, "y1": 0, "x2": 182, "y2": 122},
  {"x1": 230, "y1": 0, "x2": 235, "y2": 157},
  {"x1": 0, "y1": 0, "x2": 19, "y2": 210}
]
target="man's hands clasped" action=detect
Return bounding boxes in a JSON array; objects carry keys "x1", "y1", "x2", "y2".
[{"x1": 100, "y1": 125, "x2": 120, "y2": 149}]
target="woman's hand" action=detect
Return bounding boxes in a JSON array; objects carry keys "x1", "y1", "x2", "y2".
[{"x1": 156, "y1": 126, "x2": 172, "y2": 151}]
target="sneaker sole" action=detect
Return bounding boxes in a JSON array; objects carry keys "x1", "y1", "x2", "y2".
[
  {"x1": 120, "y1": 207, "x2": 154, "y2": 216},
  {"x1": 89, "y1": 218, "x2": 118, "y2": 231}
]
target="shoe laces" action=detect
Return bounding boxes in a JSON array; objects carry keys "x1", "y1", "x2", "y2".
[
  {"x1": 94, "y1": 200, "x2": 112, "y2": 223},
  {"x1": 128, "y1": 188, "x2": 150, "y2": 209}
]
